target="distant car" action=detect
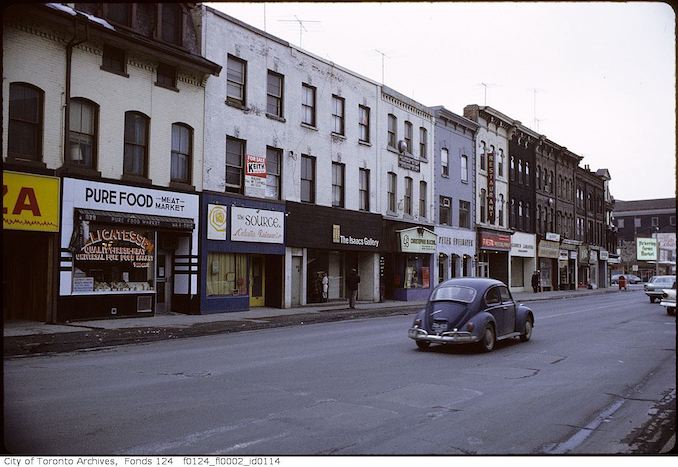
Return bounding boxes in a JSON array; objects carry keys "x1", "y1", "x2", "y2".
[
  {"x1": 611, "y1": 273, "x2": 642, "y2": 284},
  {"x1": 660, "y1": 284, "x2": 676, "y2": 316},
  {"x1": 408, "y1": 278, "x2": 534, "y2": 353},
  {"x1": 644, "y1": 275, "x2": 676, "y2": 303}
]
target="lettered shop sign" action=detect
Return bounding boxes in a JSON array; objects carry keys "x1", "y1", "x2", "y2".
[{"x1": 231, "y1": 206, "x2": 284, "y2": 244}]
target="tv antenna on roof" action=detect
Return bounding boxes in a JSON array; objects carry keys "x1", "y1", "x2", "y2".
[
  {"x1": 278, "y1": 15, "x2": 320, "y2": 47},
  {"x1": 374, "y1": 49, "x2": 391, "y2": 84},
  {"x1": 479, "y1": 82, "x2": 498, "y2": 106}
]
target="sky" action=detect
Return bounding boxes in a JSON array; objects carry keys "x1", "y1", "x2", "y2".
[{"x1": 207, "y1": 1, "x2": 676, "y2": 202}]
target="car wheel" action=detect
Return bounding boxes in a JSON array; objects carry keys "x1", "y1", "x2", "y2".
[
  {"x1": 667, "y1": 307, "x2": 676, "y2": 316},
  {"x1": 520, "y1": 318, "x2": 533, "y2": 342},
  {"x1": 650, "y1": 297, "x2": 656, "y2": 303},
  {"x1": 416, "y1": 340, "x2": 430, "y2": 351},
  {"x1": 478, "y1": 324, "x2": 496, "y2": 353}
]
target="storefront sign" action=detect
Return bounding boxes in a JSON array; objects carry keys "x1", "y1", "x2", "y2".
[
  {"x1": 559, "y1": 250, "x2": 569, "y2": 261},
  {"x1": 590, "y1": 250, "x2": 598, "y2": 263},
  {"x1": 570, "y1": 251, "x2": 578, "y2": 260},
  {"x1": 510, "y1": 232, "x2": 536, "y2": 257},
  {"x1": 3, "y1": 171, "x2": 60, "y2": 232},
  {"x1": 73, "y1": 277, "x2": 94, "y2": 293},
  {"x1": 435, "y1": 226, "x2": 475, "y2": 259},
  {"x1": 231, "y1": 206, "x2": 284, "y2": 244},
  {"x1": 546, "y1": 232, "x2": 561, "y2": 242},
  {"x1": 487, "y1": 151, "x2": 496, "y2": 224},
  {"x1": 244, "y1": 155, "x2": 267, "y2": 198},
  {"x1": 399, "y1": 227, "x2": 437, "y2": 253},
  {"x1": 479, "y1": 231, "x2": 511, "y2": 251},
  {"x1": 538, "y1": 240, "x2": 560, "y2": 259},
  {"x1": 637, "y1": 238, "x2": 657, "y2": 261},
  {"x1": 398, "y1": 154, "x2": 421, "y2": 172},
  {"x1": 579, "y1": 245, "x2": 590, "y2": 263},
  {"x1": 332, "y1": 224, "x2": 380, "y2": 248},
  {"x1": 207, "y1": 204, "x2": 227, "y2": 240},
  {"x1": 75, "y1": 228, "x2": 154, "y2": 268},
  {"x1": 599, "y1": 250, "x2": 609, "y2": 261}
]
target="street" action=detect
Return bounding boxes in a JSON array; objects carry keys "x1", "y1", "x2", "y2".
[{"x1": 4, "y1": 290, "x2": 676, "y2": 455}]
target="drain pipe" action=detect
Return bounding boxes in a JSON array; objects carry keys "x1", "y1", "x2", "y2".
[{"x1": 63, "y1": 16, "x2": 88, "y2": 167}]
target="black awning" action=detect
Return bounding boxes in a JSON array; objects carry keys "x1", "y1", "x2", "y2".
[{"x1": 75, "y1": 208, "x2": 194, "y2": 231}]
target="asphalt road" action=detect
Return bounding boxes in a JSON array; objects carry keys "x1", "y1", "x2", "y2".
[{"x1": 3, "y1": 290, "x2": 676, "y2": 455}]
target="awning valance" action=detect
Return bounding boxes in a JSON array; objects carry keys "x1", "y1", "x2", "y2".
[{"x1": 76, "y1": 208, "x2": 194, "y2": 231}]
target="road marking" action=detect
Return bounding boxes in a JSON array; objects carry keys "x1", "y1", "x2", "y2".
[
  {"x1": 538, "y1": 303, "x2": 623, "y2": 320},
  {"x1": 214, "y1": 432, "x2": 289, "y2": 454}
]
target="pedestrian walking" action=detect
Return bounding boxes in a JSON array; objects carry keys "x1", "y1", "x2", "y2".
[
  {"x1": 531, "y1": 270, "x2": 540, "y2": 293},
  {"x1": 322, "y1": 272, "x2": 329, "y2": 302},
  {"x1": 347, "y1": 268, "x2": 360, "y2": 309}
]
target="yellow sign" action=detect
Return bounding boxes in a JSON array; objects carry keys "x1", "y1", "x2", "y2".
[{"x1": 3, "y1": 171, "x2": 60, "y2": 232}]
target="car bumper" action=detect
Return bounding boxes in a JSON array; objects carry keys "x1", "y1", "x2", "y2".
[
  {"x1": 660, "y1": 300, "x2": 676, "y2": 308},
  {"x1": 645, "y1": 291, "x2": 664, "y2": 297},
  {"x1": 408, "y1": 327, "x2": 479, "y2": 344}
]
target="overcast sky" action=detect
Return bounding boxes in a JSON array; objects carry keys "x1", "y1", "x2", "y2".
[{"x1": 207, "y1": 2, "x2": 676, "y2": 202}]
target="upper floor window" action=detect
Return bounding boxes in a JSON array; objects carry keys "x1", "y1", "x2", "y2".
[
  {"x1": 331, "y1": 95, "x2": 345, "y2": 135},
  {"x1": 69, "y1": 98, "x2": 98, "y2": 169},
  {"x1": 359, "y1": 105, "x2": 370, "y2": 143},
  {"x1": 359, "y1": 168, "x2": 370, "y2": 211},
  {"x1": 518, "y1": 159, "x2": 523, "y2": 183},
  {"x1": 160, "y1": 3, "x2": 182, "y2": 46},
  {"x1": 419, "y1": 127, "x2": 427, "y2": 159},
  {"x1": 419, "y1": 181, "x2": 427, "y2": 218},
  {"x1": 301, "y1": 83, "x2": 316, "y2": 127},
  {"x1": 8, "y1": 82, "x2": 43, "y2": 162},
  {"x1": 387, "y1": 172, "x2": 397, "y2": 212},
  {"x1": 171, "y1": 123, "x2": 192, "y2": 184},
  {"x1": 617, "y1": 218, "x2": 625, "y2": 229},
  {"x1": 441, "y1": 148, "x2": 449, "y2": 177},
  {"x1": 536, "y1": 165, "x2": 541, "y2": 189},
  {"x1": 651, "y1": 217, "x2": 659, "y2": 227},
  {"x1": 480, "y1": 189, "x2": 486, "y2": 223},
  {"x1": 156, "y1": 63, "x2": 177, "y2": 90},
  {"x1": 266, "y1": 146, "x2": 282, "y2": 200},
  {"x1": 104, "y1": 4, "x2": 132, "y2": 27},
  {"x1": 300, "y1": 154, "x2": 316, "y2": 203},
  {"x1": 459, "y1": 200, "x2": 470, "y2": 228},
  {"x1": 226, "y1": 55, "x2": 247, "y2": 107},
  {"x1": 439, "y1": 197, "x2": 451, "y2": 226},
  {"x1": 266, "y1": 71, "x2": 284, "y2": 118},
  {"x1": 225, "y1": 136, "x2": 245, "y2": 193},
  {"x1": 480, "y1": 141, "x2": 486, "y2": 171},
  {"x1": 498, "y1": 150, "x2": 504, "y2": 177},
  {"x1": 332, "y1": 162, "x2": 345, "y2": 208},
  {"x1": 404, "y1": 121, "x2": 413, "y2": 153},
  {"x1": 510, "y1": 156, "x2": 516, "y2": 181},
  {"x1": 387, "y1": 114, "x2": 397, "y2": 148},
  {"x1": 461, "y1": 155, "x2": 468, "y2": 182},
  {"x1": 123, "y1": 111, "x2": 149, "y2": 177},
  {"x1": 670, "y1": 216, "x2": 676, "y2": 226},
  {"x1": 102, "y1": 44, "x2": 126, "y2": 76},
  {"x1": 525, "y1": 162, "x2": 530, "y2": 186},
  {"x1": 498, "y1": 194, "x2": 505, "y2": 227},
  {"x1": 404, "y1": 177, "x2": 413, "y2": 215}
]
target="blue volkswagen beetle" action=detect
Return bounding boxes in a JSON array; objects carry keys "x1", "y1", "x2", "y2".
[{"x1": 408, "y1": 278, "x2": 534, "y2": 352}]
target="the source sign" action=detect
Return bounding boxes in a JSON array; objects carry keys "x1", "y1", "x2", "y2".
[
  {"x1": 231, "y1": 206, "x2": 284, "y2": 244},
  {"x1": 637, "y1": 238, "x2": 658, "y2": 261}
]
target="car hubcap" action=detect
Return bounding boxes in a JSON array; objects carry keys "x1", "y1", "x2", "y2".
[
  {"x1": 484, "y1": 329, "x2": 494, "y2": 350},
  {"x1": 525, "y1": 321, "x2": 532, "y2": 338}
]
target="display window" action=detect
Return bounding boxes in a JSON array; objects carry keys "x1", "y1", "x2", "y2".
[
  {"x1": 402, "y1": 254, "x2": 430, "y2": 289},
  {"x1": 72, "y1": 224, "x2": 155, "y2": 293},
  {"x1": 207, "y1": 253, "x2": 248, "y2": 296}
]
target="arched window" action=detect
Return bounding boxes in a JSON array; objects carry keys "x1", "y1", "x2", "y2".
[
  {"x1": 69, "y1": 98, "x2": 99, "y2": 169},
  {"x1": 480, "y1": 141, "x2": 486, "y2": 171},
  {"x1": 498, "y1": 149, "x2": 504, "y2": 177},
  {"x1": 525, "y1": 202, "x2": 531, "y2": 231},
  {"x1": 498, "y1": 194, "x2": 504, "y2": 227},
  {"x1": 510, "y1": 156, "x2": 515, "y2": 181},
  {"x1": 8, "y1": 82, "x2": 44, "y2": 161},
  {"x1": 525, "y1": 162, "x2": 530, "y2": 186},
  {"x1": 480, "y1": 189, "x2": 486, "y2": 223},
  {"x1": 123, "y1": 111, "x2": 150, "y2": 177},
  {"x1": 171, "y1": 123, "x2": 193, "y2": 184}
]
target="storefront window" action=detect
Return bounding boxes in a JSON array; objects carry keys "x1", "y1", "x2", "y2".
[
  {"x1": 72, "y1": 224, "x2": 155, "y2": 293},
  {"x1": 207, "y1": 253, "x2": 248, "y2": 296},
  {"x1": 403, "y1": 255, "x2": 429, "y2": 289}
]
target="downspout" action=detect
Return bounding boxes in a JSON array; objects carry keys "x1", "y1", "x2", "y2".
[{"x1": 63, "y1": 16, "x2": 88, "y2": 167}]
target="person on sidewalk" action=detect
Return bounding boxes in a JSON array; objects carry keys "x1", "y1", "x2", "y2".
[
  {"x1": 347, "y1": 268, "x2": 360, "y2": 309},
  {"x1": 322, "y1": 272, "x2": 329, "y2": 302},
  {"x1": 531, "y1": 270, "x2": 540, "y2": 293}
]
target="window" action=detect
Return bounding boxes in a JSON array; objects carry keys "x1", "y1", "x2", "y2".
[
  {"x1": 404, "y1": 177, "x2": 413, "y2": 215},
  {"x1": 206, "y1": 253, "x2": 248, "y2": 296},
  {"x1": 160, "y1": 3, "x2": 182, "y2": 45},
  {"x1": 387, "y1": 114, "x2": 397, "y2": 148},
  {"x1": 102, "y1": 44, "x2": 126, "y2": 75},
  {"x1": 104, "y1": 4, "x2": 132, "y2": 26},
  {"x1": 536, "y1": 165, "x2": 541, "y2": 189},
  {"x1": 156, "y1": 63, "x2": 177, "y2": 89},
  {"x1": 498, "y1": 194, "x2": 504, "y2": 227},
  {"x1": 225, "y1": 136, "x2": 245, "y2": 193},
  {"x1": 480, "y1": 141, "x2": 486, "y2": 171},
  {"x1": 170, "y1": 123, "x2": 192, "y2": 184},
  {"x1": 226, "y1": 55, "x2": 247, "y2": 107},
  {"x1": 331, "y1": 95, "x2": 345, "y2": 135},
  {"x1": 419, "y1": 181, "x2": 427, "y2": 218},
  {"x1": 461, "y1": 155, "x2": 468, "y2": 182},
  {"x1": 359, "y1": 168, "x2": 370, "y2": 211},
  {"x1": 69, "y1": 98, "x2": 98, "y2": 168},
  {"x1": 480, "y1": 189, "x2": 486, "y2": 223},
  {"x1": 525, "y1": 202, "x2": 531, "y2": 231},
  {"x1": 301, "y1": 83, "x2": 316, "y2": 126},
  {"x1": 266, "y1": 146, "x2": 282, "y2": 199},
  {"x1": 441, "y1": 148, "x2": 449, "y2": 177},
  {"x1": 359, "y1": 105, "x2": 370, "y2": 143},
  {"x1": 123, "y1": 111, "x2": 149, "y2": 177},
  {"x1": 634, "y1": 217, "x2": 641, "y2": 228},
  {"x1": 525, "y1": 162, "x2": 530, "y2": 186},
  {"x1": 266, "y1": 71, "x2": 284, "y2": 118},
  {"x1": 387, "y1": 172, "x2": 397, "y2": 212},
  {"x1": 498, "y1": 150, "x2": 504, "y2": 177},
  {"x1": 510, "y1": 156, "x2": 516, "y2": 181},
  {"x1": 419, "y1": 127, "x2": 427, "y2": 159},
  {"x1": 301, "y1": 155, "x2": 316, "y2": 203},
  {"x1": 404, "y1": 121, "x2": 413, "y2": 153},
  {"x1": 617, "y1": 218, "x2": 625, "y2": 229},
  {"x1": 459, "y1": 200, "x2": 470, "y2": 228},
  {"x1": 670, "y1": 216, "x2": 676, "y2": 226},
  {"x1": 652, "y1": 217, "x2": 659, "y2": 227},
  {"x1": 550, "y1": 171, "x2": 554, "y2": 194},
  {"x1": 518, "y1": 160, "x2": 523, "y2": 183},
  {"x1": 439, "y1": 197, "x2": 451, "y2": 226},
  {"x1": 332, "y1": 162, "x2": 345, "y2": 208}
]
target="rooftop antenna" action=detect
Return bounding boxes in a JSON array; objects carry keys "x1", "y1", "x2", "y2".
[
  {"x1": 532, "y1": 87, "x2": 546, "y2": 129},
  {"x1": 479, "y1": 82, "x2": 497, "y2": 106},
  {"x1": 278, "y1": 15, "x2": 320, "y2": 47},
  {"x1": 374, "y1": 49, "x2": 390, "y2": 84}
]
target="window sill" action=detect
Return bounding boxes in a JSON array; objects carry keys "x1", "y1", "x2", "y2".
[
  {"x1": 121, "y1": 173, "x2": 152, "y2": 185},
  {"x1": 4, "y1": 157, "x2": 47, "y2": 171},
  {"x1": 358, "y1": 140, "x2": 372, "y2": 147},
  {"x1": 100, "y1": 66, "x2": 129, "y2": 78},
  {"x1": 301, "y1": 123, "x2": 318, "y2": 131},
  {"x1": 155, "y1": 82, "x2": 179, "y2": 93},
  {"x1": 266, "y1": 113, "x2": 286, "y2": 123},
  {"x1": 331, "y1": 132, "x2": 346, "y2": 140},
  {"x1": 56, "y1": 165, "x2": 102, "y2": 178},
  {"x1": 225, "y1": 100, "x2": 246, "y2": 110},
  {"x1": 169, "y1": 181, "x2": 195, "y2": 192},
  {"x1": 387, "y1": 146, "x2": 400, "y2": 155}
]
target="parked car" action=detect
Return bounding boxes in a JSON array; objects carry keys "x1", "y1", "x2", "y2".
[
  {"x1": 408, "y1": 278, "x2": 534, "y2": 353},
  {"x1": 644, "y1": 275, "x2": 676, "y2": 303},
  {"x1": 611, "y1": 273, "x2": 642, "y2": 284},
  {"x1": 660, "y1": 284, "x2": 676, "y2": 316}
]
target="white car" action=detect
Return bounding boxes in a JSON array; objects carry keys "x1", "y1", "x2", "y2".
[{"x1": 660, "y1": 287, "x2": 676, "y2": 316}]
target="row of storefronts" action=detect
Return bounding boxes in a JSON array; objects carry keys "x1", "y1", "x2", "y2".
[{"x1": 4, "y1": 172, "x2": 613, "y2": 323}]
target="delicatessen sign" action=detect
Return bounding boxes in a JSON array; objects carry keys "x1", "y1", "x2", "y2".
[{"x1": 76, "y1": 228, "x2": 154, "y2": 267}]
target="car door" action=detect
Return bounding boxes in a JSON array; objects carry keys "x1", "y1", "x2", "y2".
[
  {"x1": 498, "y1": 286, "x2": 516, "y2": 335},
  {"x1": 483, "y1": 286, "x2": 505, "y2": 335}
]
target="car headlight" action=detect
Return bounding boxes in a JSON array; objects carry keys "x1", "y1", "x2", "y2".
[{"x1": 413, "y1": 318, "x2": 422, "y2": 327}]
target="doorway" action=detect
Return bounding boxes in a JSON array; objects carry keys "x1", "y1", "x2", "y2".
[
  {"x1": 250, "y1": 255, "x2": 265, "y2": 307},
  {"x1": 291, "y1": 256, "x2": 302, "y2": 306},
  {"x1": 155, "y1": 250, "x2": 173, "y2": 314}
]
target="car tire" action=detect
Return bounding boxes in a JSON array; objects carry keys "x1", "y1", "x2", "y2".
[
  {"x1": 478, "y1": 324, "x2": 496, "y2": 353},
  {"x1": 650, "y1": 297, "x2": 656, "y2": 303},
  {"x1": 416, "y1": 340, "x2": 430, "y2": 351},
  {"x1": 667, "y1": 307, "x2": 676, "y2": 316},
  {"x1": 520, "y1": 318, "x2": 533, "y2": 342}
]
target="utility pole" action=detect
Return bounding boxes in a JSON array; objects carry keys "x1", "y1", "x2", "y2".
[{"x1": 278, "y1": 16, "x2": 320, "y2": 48}]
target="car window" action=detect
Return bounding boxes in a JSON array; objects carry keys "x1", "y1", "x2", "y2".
[
  {"x1": 499, "y1": 286, "x2": 513, "y2": 303},
  {"x1": 430, "y1": 285, "x2": 476, "y2": 303},
  {"x1": 484, "y1": 287, "x2": 501, "y2": 305}
]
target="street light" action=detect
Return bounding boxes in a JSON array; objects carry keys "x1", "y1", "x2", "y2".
[{"x1": 654, "y1": 226, "x2": 660, "y2": 277}]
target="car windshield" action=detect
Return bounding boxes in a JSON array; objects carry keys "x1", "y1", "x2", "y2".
[
  {"x1": 652, "y1": 277, "x2": 674, "y2": 284},
  {"x1": 430, "y1": 285, "x2": 477, "y2": 303}
]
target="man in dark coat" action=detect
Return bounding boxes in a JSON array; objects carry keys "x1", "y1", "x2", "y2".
[
  {"x1": 347, "y1": 268, "x2": 360, "y2": 309},
  {"x1": 531, "y1": 270, "x2": 540, "y2": 293}
]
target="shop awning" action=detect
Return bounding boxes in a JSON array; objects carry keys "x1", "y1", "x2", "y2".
[{"x1": 75, "y1": 208, "x2": 194, "y2": 231}]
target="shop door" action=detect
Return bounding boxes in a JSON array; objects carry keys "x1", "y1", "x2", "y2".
[
  {"x1": 155, "y1": 251, "x2": 173, "y2": 313},
  {"x1": 250, "y1": 255, "x2": 265, "y2": 307},
  {"x1": 292, "y1": 256, "x2": 302, "y2": 306}
]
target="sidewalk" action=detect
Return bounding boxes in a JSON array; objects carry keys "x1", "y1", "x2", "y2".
[{"x1": 3, "y1": 285, "x2": 636, "y2": 356}]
